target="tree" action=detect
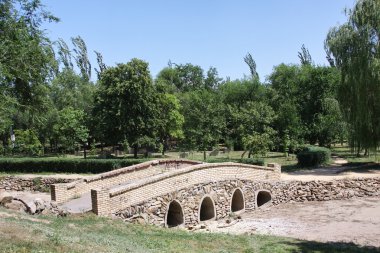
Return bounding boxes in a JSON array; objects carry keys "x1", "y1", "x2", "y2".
[
  {"x1": 13, "y1": 129, "x2": 42, "y2": 156},
  {"x1": 325, "y1": 0, "x2": 380, "y2": 153},
  {"x1": 234, "y1": 101, "x2": 277, "y2": 158},
  {"x1": 268, "y1": 63, "x2": 343, "y2": 149},
  {"x1": 94, "y1": 50, "x2": 107, "y2": 80},
  {"x1": 50, "y1": 68, "x2": 95, "y2": 113},
  {"x1": 94, "y1": 59, "x2": 158, "y2": 157},
  {"x1": 298, "y1": 44, "x2": 313, "y2": 66},
  {"x1": 180, "y1": 90, "x2": 225, "y2": 160},
  {"x1": 0, "y1": 0, "x2": 58, "y2": 105},
  {"x1": 204, "y1": 67, "x2": 223, "y2": 90},
  {"x1": 71, "y1": 36, "x2": 91, "y2": 81},
  {"x1": 57, "y1": 38, "x2": 73, "y2": 70},
  {"x1": 244, "y1": 53, "x2": 259, "y2": 79},
  {"x1": 0, "y1": 0, "x2": 58, "y2": 148},
  {"x1": 156, "y1": 93, "x2": 184, "y2": 155},
  {"x1": 53, "y1": 107, "x2": 89, "y2": 153}
]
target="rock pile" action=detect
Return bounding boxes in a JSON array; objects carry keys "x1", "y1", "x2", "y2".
[
  {"x1": 272, "y1": 178, "x2": 380, "y2": 204},
  {"x1": 0, "y1": 190, "x2": 67, "y2": 216},
  {"x1": 0, "y1": 176, "x2": 75, "y2": 192}
]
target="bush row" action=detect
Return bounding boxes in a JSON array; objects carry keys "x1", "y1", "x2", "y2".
[
  {"x1": 206, "y1": 158, "x2": 265, "y2": 166},
  {"x1": 296, "y1": 146, "x2": 331, "y2": 167},
  {"x1": 0, "y1": 157, "x2": 267, "y2": 174},
  {"x1": 0, "y1": 158, "x2": 149, "y2": 174}
]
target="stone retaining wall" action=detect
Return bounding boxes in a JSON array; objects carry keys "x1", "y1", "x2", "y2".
[
  {"x1": 51, "y1": 159, "x2": 202, "y2": 203},
  {"x1": 0, "y1": 176, "x2": 74, "y2": 192},
  {"x1": 114, "y1": 177, "x2": 380, "y2": 227},
  {"x1": 92, "y1": 162, "x2": 281, "y2": 216}
]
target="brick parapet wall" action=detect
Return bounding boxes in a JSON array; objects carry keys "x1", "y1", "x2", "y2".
[
  {"x1": 51, "y1": 159, "x2": 202, "y2": 203},
  {"x1": 93, "y1": 162, "x2": 281, "y2": 215}
]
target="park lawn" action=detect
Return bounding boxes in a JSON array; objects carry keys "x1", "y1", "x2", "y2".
[
  {"x1": 0, "y1": 207, "x2": 376, "y2": 253},
  {"x1": 330, "y1": 145, "x2": 380, "y2": 164}
]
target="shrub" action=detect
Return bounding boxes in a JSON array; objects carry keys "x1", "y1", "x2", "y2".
[
  {"x1": 0, "y1": 158, "x2": 149, "y2": 174},
  {"x1": 239, "y1": 158, "x2": 265, "y2": 166},
  {"x1": 296, "y1": 146, "x2": 331, "y2": 167},
  {"x1": 205, "y1": 157, "x2": 264, "y2": 166}
]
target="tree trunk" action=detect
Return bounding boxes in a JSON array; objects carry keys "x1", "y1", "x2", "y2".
[
  {"x1": 203, "y1": 150, "x2": 207, "y2": 161},
  {"x1": 83, "y1": 144, "x2": 87, "y2": 159},
  {"x1": 134, "y1": 145, "x2": 138, "y2": 158}
]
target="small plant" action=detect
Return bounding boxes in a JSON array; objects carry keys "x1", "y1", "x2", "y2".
[{"x1": 73, "y1": 193, "x2": 81, "y2": 199}]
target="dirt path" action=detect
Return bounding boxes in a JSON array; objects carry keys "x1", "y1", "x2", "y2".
[
  {"x1": 282, "y1": 168, "x2": 380, "y2": 181},
  {"x1": 208, "y1": 196, "x2": 380, "y2": 247}
]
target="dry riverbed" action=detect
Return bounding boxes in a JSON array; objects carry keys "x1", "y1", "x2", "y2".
[{"x1": 207, "y1": 196, "x2": 380, "y2": 248}]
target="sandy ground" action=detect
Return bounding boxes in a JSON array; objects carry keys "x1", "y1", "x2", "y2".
[
  {"x1": 208, "y1": 196, "x2": 380, "y2": 247},
  {"x1": 282, "y1": 167, "x2": 380, "y2": 181},
  {"x1": 3, "y1": 190, "x2": 51, "y2": 202},
  {"x1": 282, "y1": 158, "x2": 380, "y2": 181},
  {"x1": 15, "y1": 174, "x2": 88, "y2": 179}
]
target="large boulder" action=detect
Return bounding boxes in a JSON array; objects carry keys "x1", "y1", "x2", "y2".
[
  {"x1": 0, "y1": 191, "x2": 13, "y2": 205},
  {"x1": 34, "y1": 198, "x2": 46, "y2": 213},
  {"x1": 4, "y1": 200, "x2": 27, "y2": 212}
]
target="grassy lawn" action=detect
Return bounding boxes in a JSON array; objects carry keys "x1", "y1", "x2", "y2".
[
  {"x1": 1, "y1": 145, "x2": 378, "y2": 177},
  {"x1": 330, "y1": 145, "x2": 380, "y2": 163},
  {"x1": 0, "y1": 208, "x2": 377, "y2": 253}
]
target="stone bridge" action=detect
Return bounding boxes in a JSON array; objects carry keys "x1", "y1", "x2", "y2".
[{"x1": 51, "y1": 159, "x2": 281, "y2": 227}]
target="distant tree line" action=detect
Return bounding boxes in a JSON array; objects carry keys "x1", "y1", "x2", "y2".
[{"x1": 0, "y1": 0, "x2": 378, "y2": 158}]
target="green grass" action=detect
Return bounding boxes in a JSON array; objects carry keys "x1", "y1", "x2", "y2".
[
  {"x1": 0, "y1": 208, "x2": 377, "y2": 253},
  {"x1": 330, "y1": 145, "x2": 380, "y2": 163},
  {"x1": 1, "y1": 145, "x2": 377, "y2": 176}
]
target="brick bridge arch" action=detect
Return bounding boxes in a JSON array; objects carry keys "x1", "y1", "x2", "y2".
[{"x1": 51, "y1": 160, "x2": 280, "y2": 226}]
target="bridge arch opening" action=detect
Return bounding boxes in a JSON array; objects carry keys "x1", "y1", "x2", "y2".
[
  {"x1": 256, "y1": 190, "x2": 272, "y2": 208},
  {"x1": 165, "y1": 200, "x2": 184, "y2": 228},
  {"x1": 199, "y1": 196, "x2": 216, "y2": 222},
  {"x1": 230, "y1": 188, "x2": 245, "y2": 212}
]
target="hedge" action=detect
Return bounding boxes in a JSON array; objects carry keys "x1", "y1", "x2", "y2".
[
  {"x1": 296, "y1": 146, "x2": 331, "y2": 167},
  {"x1": 0, "y1": 157, "x2": 266, "y2": 174},
  {"x1": 0, "y1": 158, "x2": 149, "y2": 174},
  {"x1": 206, "y1": 157, "x2": 265, "y2": 166}
]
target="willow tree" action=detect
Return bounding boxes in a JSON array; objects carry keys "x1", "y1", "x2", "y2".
[{"x1": 325, "y1": 0, "x2": 380, "y2": 155}]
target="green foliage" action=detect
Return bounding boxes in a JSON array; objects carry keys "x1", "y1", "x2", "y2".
[
  {"x1": 13, "y1": 129, "x2": 42, "y2": 156},
  {"x1": 326, "y1": 0, "x2": 380, "y2": 152},
  {"x1": 242, "y1": 132, "x2": 273, "y2": 158},
  {"x1": 297, "y1": 146, "x2": 331, "y2": 167},
  {"x1": 205, "y1": 157, "x2": 265, "y2": 166},
  {"x1": 298, "y1": 44, "x2": 313, "y2": 66},
  {"x1": 53, "y1": 107, "x2": 89, "y2": 152},
  {"x1": 94, "y1": 59, "x2": 157, "y2": 156},
  {"x1": 0, "y1": 0, "x2": 58, "y2": 106},
  {"x1": 269, "y1": 63, "x2": 344, "y2": 148},
  {"x1": 239, "y1": 158, "x2": 265, "y2": 166},
  {"x1": 156, "y1": 93, "x2": 184, "y2": 154},
  {"x1": 50, "y1": 69, "x2": 95, "y2": 113},
  {"x1": 180, "y1": 89, "x2": 225, "y2": 156},
  {"x1": 0, "y1": 158, "x2": 149, "y2": 173}
]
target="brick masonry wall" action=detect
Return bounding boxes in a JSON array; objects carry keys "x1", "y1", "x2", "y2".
[
  {"x1": 93, "y1": 163, "x2": 281, "y2": 216},
  {"x1": 114, "y1": 177, "x2": 380, "y2": 227},
  {"x1": 51, "y1": 159, "x2": 201, "y2": 203}
]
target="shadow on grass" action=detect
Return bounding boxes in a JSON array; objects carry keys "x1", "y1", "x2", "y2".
[
  {"x1": 281, "y1": 164, "x2": 304, "y2": 172},
  {"x1": 283, "y1": 239, "x2": 380, "y2": 253},
  {"x1": 339, "y1": 162, "x2": 380, "y2": 173}
]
